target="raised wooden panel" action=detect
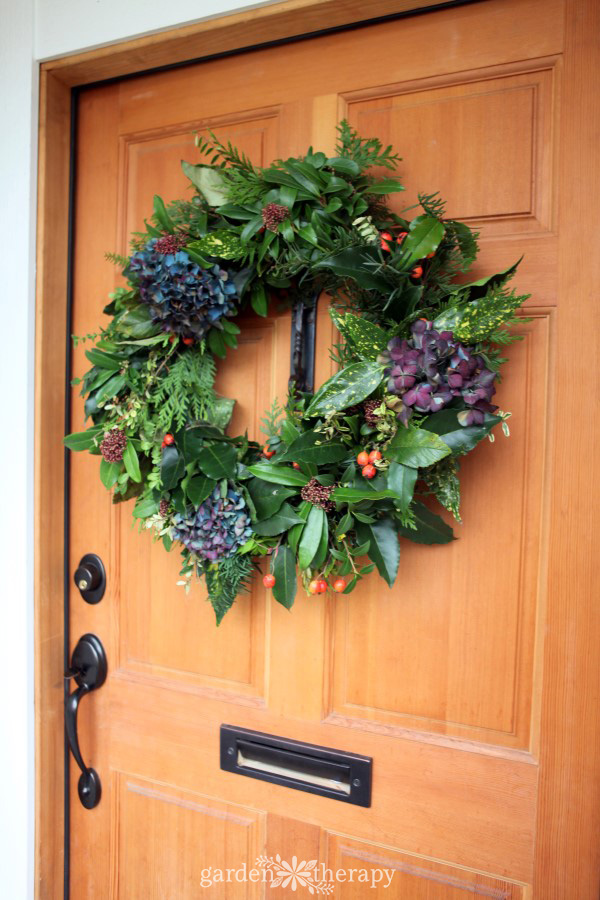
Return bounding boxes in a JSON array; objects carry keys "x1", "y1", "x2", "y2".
[
  {"x1": 326, "y1": 313, "x2": 551, "y2": 750},
  {"x1": 345, "y1": 63, "x2": 556, "y2": 238},
  {"x1": 325, "y1": 835, "x2": 526, "y2": 898},
  {"x1": 119, "y1": 111, "x2": 280, "y2": 247},
  {"x1": 111, "y1": 773, "x2": 264, "y2": 898}
]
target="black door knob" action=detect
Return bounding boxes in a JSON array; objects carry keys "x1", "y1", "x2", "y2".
[{"x1": 73, "y1": 554, "x2": 106, "y2": 604}]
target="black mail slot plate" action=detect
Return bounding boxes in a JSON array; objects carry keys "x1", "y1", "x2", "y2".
[{"x1": 220, "y1": 724, "x2": 372, "y2": 807}]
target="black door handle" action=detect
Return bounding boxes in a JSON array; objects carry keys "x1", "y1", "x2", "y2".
[{"x1": 65, "y1": 634, "x2": 107, "y2": 809}]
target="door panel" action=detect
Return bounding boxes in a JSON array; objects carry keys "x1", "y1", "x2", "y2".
[{"x1": 67, "y1": 0, "x2": 586, "y2": 895}]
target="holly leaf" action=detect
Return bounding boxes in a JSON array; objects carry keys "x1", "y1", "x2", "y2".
[
  {"x1": 399, "y1": 502, "x2": 455, "y2": 544},
  {"x1": 196, "y1": 443, "x2": 237, "y2": 479},
  {"x1": 252, "y1": 502, "x2": 305, "y2": 536},
  {"x1": 355, "y1": 518, "x2": 400, "y2": 587},
  {"x1": 421, "y1": 410, "x2": 502, "y2": 454},
  {"x1": 161, "y1": 444, "x2": 185, "y2": 490},
  {"x1": 387, "y1": 426, "x2": 450, "y2": 468},
  {"x1": 298, "y1": 505, "x2": 326, "y2": 570},
  {"x1": 271, "y1": 545, "x2": 297, "y2": 609},
  {"x1": 248, "y1": 464, "x2": 310, "y2": 487},
  {"x1": 247, "y1": 479, "x2": 298, "y2": 519},
  {"x1": 306, "y1": 362, "x2": 384, "y2": 418},
  {"x1": 278, "y1": 431, "x2": 347, "y2": 464}
]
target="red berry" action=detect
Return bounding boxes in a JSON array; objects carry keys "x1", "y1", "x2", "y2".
[
  {"x1": 263, "y1": 574, "x2": 276, "y2": 588},
  {"x1": 163, "y1": 433, "x2": 175, "y2": 446},
  {"x1": 333, "y1": 578, "x2": 346, "y2": 593},
  {"x1": 356, "y1": 451, "x2": 370, "y2": 467},
  {"x1": 411, "y1": 265, "x2": 423, "y2": 278},
  {"x1": 368, "y1": 449, "x2": 382, "y2": 463},
  {"x1": 426, "y1": 251, "x2": 435, "y2": 259},
  {"x1": 396, "y1": 231, "x2": 408, "y2": 244},
  {"x1": 292, "y1": 462, "x2": 301, "y2": 470},
  {"x1": 182, "y1": 336, "x2": 195, "y2": 346},
  {"x1": 380, "y1": 231, "x2": 392, "y2": 252},
  {"x1": 308, "y1": 580, "x2": 319, "y2": 595},
  {"x1": 362, "y1": 464, "x2": 376, "y2": 479},
  {"x1": 316, "y1": 580, "x2": 327, "y2": 594},
  {"x1": 168, "y1": 335, "x2": 177, "y2": 343},
  {"x1": 263, "y1": 445, "x2": 275, "y2": 459}
]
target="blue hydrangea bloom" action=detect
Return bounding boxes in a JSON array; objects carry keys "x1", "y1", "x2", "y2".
[
  {"x1": 129, "y1": 238, "x2": 238, "y2": 340},
  {"x1": 172, "y1": 486, "x2": 253, "y2": 562}
]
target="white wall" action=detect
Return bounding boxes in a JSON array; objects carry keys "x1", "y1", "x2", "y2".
[{"x1": 0, "y1": 1, "x2": 271, "y2": 895}]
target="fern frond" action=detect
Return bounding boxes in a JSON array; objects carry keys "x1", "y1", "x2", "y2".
[{"x1": 151, "y1": 348, "x2": 217, "y2": 431}]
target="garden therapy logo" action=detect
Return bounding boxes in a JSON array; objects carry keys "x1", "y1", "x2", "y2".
[{"x1": 198, "y1": 854, "x2": 395, "y2": 891}]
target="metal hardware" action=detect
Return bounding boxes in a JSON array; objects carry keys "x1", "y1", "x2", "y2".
[
  {"x1": 220, "y1": 724, "x2": 372, "y2": 807},
  {"x1": 289, "y1": 293, "x2": 319, "y2": 395},
  {"x1": 65, "y1": 634, "x2": 107, "y2": 809},
  {"x1": 73, "y1": 553, "x2": 106, "y2": 604}
]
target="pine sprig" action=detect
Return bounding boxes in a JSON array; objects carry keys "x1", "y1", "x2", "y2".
[
  {"x1": 205, "y1": 554, "x2": 254, "y2": 624},
  {"x1": 335, "y1": 120, "x2": 401, "y2": 171}
]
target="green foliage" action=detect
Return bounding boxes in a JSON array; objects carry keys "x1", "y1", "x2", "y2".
[
  {"x1": 151, "y1": 348, "x2": 217, "y2": 431},
  {"x1": 204, "y1": 554, "x2": 254, "y2": 625},
  {"x1": 423, "y1": 458, "x2": 462, "y2": 523}
]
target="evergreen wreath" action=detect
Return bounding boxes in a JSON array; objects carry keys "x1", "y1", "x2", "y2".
[{"x1": 65, "y1": 123, "x2": 528, "y2": 623}]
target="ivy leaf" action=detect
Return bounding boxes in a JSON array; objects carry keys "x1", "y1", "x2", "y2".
[
  {"x1": 247, "y1": 479, "x2": 298, "y2": 519},
  {"x1": 161, "y1": 444, "x2": 185, "y2": 490},
  {"x1": 387, "y1": 426, "x2": 450, "y2": 468},
  {"x1": 153, "y1": 195, "x2": 175, "y2": 233},
  {"x1": 133, "y1": 494, "x2": 160, "y2": 518},
  {"x1": 421, "y1": 410, "x2": 502, "y2": 455},
  {"x1": 271, "y1": 545, "x2": 297, "y2": 610},
  {"x1": 196, "y1": 443, "x2": 237, "y2": 479},
  {"x1": 355, "y1": 518, "x2": 400, "y2": 587},
  {"x1": 63, "y1": 425, "x2": 103, "y2": 451},
  {"x1": 398, "y1": 215, "x2": 445, "y2": 267},
  {"x1": 99, "y1": 458, "x2": 121, "y2": 489},
  {"x1": 181, "y1": 161, "x2": 229, "y2": 206},
  {"x1": 247, "y1": 464, "x2": 310, "y2": 487},
  {"x1": 306, "y1": 362, "x2": 384, "y2": 418},
  {"x1": 387, "y1": 461, "x2": 417, "y2": 511},
  {"x1": 253, "y1": 502, "x2": 305, "y2": 536},
  {"x1": 399, "y1": 502, "x2": 455, "y2": 544},
  {"x1": 122, "y1": 441, "x2": 141, "y2": 483},
  {"x1": 331, "y1": 311, "x2": 389, "y2": 360},
  {"x1": 298, "y1": 505, "x2": 326, "y2": 570},
  {"x1": 187, "y1": 475, "x2": 216, "y2": 506},
  {"x1": 278, "y1": 431, "x2": 347, "y2": 464}
]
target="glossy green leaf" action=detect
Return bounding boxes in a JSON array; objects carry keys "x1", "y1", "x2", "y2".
[
  {"x1": 278, "y1": 431, "x2": 347, "y2": 464},
  {"x1": 387, "y1": 461, "x2": 417, "y2": 511},
  {"x1": 311, "y1": 515, "x2": 329, "y2": 570},
  {"x1": 248, "y1": 464, "x2": 310, "y2": 487},
  {"x1": 331, "y1": 311, "x2": 389, "y2": 360},
  {"x1": 118, "y1": 305, "x2": 160, "y2": 339},
  {"x1": 196, "y1": 443, "x2": 237, "y2": 479},
  {"x1": 287, "y1": 500, "x2": 311, "y2": 553},
  {"x1": 181, "y1": 161, "x2": 229, "y2": 206},
  {"x1": 399, "y1": 215, "x2": 445, "y2": 267},
  {"x1": 161, "y1": 444, "x2": 185, "y2": 490},
  {"x1": 298, "y1": 505, "x2": 326, "y2": 570},
  {"x1": 387, "y1": 426, "x2": 450, "y2": 468},
  {"x1": 355, "y1": 518, "x2": 400, "y2": 587},
  {"x1": 331, "y1": 486, "x2": 396, "y2": 503},
  {"x1": 271, "y1": 545, "x2": 297, "y2": 610},
  {"x1": 326, "y1": 157, "x2": 361, "y2": 176},
  {"x1": 399, "y1": 502, "x2": 455, "y2": 544},
  {"x1": 366, "y1": 178, "x2": 405, "y2": 194},
  {"x1": 63, "y1": 426, "x2": 103, "y2": 451},
  {"x1": 313, "y1": 247, "x2": 391, "y2": 292},
  {"x1": 99, "y1": 458, "x2": 121, "y2": 489},
  {"x1": 253, "y1": 502, "x2": 305, "y2": 536},
  {"x1": 186, "y1": 475, "x2": 216, "y2": 506},
  {"x1": 306, "y1": 362, "x2": 384, "y2": 418},
  {"x1": 421, "y1": 410, "x2": 502, "y2": 455},
  {"x1": 247, "y1": 479, "x2": 298, "y2": 519},
  {"x1": 153, "y1": 194, "x2": 175, "y2": 233},
  {"x1": 250, "y1": 282, "x2": 268, "y2": 317},
  {"x1": 95, "y1": 374, "x2": 127, "y2": 404},
  {"x1": 133, "y1": 494, "x2": 160, "y2": 518},
  {"x1": 187, "y1": 231, "x2": 244, "y2": 260},
  {"x1": 209, "y1": 397, "x2": 235, "y2": 431},
  {"x1": 122, "y1": 441, "x2": 141, "y2": 483},
  {"x1": 84, "y1": 348, "x2": 122, "y2": 370}
]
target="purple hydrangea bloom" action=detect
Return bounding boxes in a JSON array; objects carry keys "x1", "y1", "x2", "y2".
[
  {"x1": 172, "y1": 487, "x2": 253, "y2": 562},
  {"x1": 129, "y1": 238, "x2": 238, "y2": 340},
  {"x1": 379, "y1": 320, "x2": 498, "y2": 426}
]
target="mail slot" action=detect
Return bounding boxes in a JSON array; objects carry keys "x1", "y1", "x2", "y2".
[{"x1": 220, "y1": 724, "x2": 372, "y2": 807}]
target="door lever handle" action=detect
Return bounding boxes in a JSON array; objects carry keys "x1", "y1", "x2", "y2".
[{"x1": 65, "y1": 634, "x2": 107, "y2": 809}]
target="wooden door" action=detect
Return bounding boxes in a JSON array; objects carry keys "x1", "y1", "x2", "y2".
[{"x1": 66, "y1": 0, "x2": 599, "y2": 896}]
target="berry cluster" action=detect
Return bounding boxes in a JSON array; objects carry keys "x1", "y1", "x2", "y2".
[{"x1": 356, "y1": 448, "x2": 382, "y2": 479}]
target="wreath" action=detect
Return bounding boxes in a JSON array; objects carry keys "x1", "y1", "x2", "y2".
[{"x1": 65, "y1": 122, "x2": 528, "y2": 624}]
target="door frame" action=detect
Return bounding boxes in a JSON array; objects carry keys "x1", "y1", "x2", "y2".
[{"x1": 34, "y1": 0, "x2": 600, "y2": 895}]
